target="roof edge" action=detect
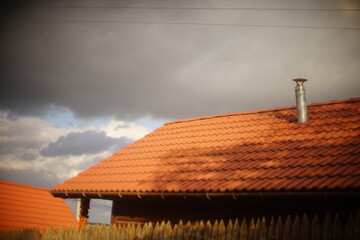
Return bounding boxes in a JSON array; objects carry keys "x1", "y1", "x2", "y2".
[
  {"x1": 165, "y1": 97, "x2": 360, "y2": 125},
  {"x1": 51, "y1": 189, "x2": 360, "y2": 200}
]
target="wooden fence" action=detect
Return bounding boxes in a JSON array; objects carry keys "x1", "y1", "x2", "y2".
[{"x1": 1, "y1": 212, "x2": 359, "y2": 240}]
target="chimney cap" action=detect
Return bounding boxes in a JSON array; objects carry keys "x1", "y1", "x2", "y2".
[{"x1": 293, "y1": 78, "x2": 308, "y2": 84}]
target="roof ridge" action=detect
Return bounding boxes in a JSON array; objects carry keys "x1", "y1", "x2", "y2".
[{"x1": 165, "y1": 97, "x2": 360, "y2": 125}]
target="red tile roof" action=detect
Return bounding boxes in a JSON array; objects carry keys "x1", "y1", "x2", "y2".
[
  {"x1": 0, "y1": 181, "x2": 77, "y2": 230},
  {"x1": 52, "y1": 98, "x2": 360, "y2": 194}
]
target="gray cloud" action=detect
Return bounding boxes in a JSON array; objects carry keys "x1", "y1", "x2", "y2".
[
  {"x1": 0, "y1": 0, "x2": 359, "y2": 121},
  {"x1": 0, "y1": 168, "x2": 60, "y2": 189},
  {"x1": 40, "y1": 130, "x2": 131, "y2": 157},
  {"x1": 0, "y1": 112, "x2": 61, "y2": 154}
]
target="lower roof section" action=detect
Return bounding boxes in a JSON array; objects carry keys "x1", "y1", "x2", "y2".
[{"x1": 0, "y1": 181, "x2": 78, "y2": 231}]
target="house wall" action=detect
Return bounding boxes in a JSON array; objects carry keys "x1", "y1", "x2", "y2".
[{"x1": 111, "y1": 195, "x2": 359, "y2": 225}]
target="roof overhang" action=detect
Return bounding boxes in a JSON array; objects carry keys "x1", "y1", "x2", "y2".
[{"x1": 51, "y1": 189, "x2": 360, "y2": 200}]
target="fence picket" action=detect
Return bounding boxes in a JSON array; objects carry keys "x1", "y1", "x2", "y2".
[
  {"x1": 239, "y1": 218, "x2": 247, "y2": 240},
  {"x1": 94, "y1": 225, "x2": 101, "y2": 240},
  {"x1": 300, "y1": 214, "x2": 309, "y2": 240},
  {"x1": 93, "y1": 225, "x2": 100, "y2": 240},
  {"x1": 172, "y1": 225, "x2": 178, "y2": 240},
  {"x1": 109, "y1": 224, "x2": 118, "y2": 240},
  {"x1": 121, "y1": 224, "x2": 128, "y2": 240},
  {"x1": 254, "y1": 218, "x2": 261, "y2": 240},
  {"x1": 72, "y1": 226, "x2": 80, "y2": 240},
  {"x1": 126, "y1": 223, "x2": 135, "y2": 240},
  {"x1": 135, "y1": 224, "x2": 142, "y2": 240},
  {"x1": 292, "y1": 215, "x2": 300, "y2": 240},
  {"x1": 191, "y1": 222, "x2": 199, "y2": 240},
  {"x1": 65, "y1": 227, "x2": 72, "y2": 240},
  {"x1": 117, "y1": 225, "x2": 123, "y2": 240},
  {"x1": 267, "y1": 217, "x2": 275, "y2": 240},
  {"x1": 79, "y1": 225, "x2": 86, "y2": 240},
  {"x1": 184, "y1": 221, "x2": 193, "y2": 240},
  {"x1": 322, "y1": 213, "x2": 331, "y2": 240},
  {"x1": 159, "y1": 221, "x2": 166, "y2": 240},
  {"x1": 225, "y1": 220, "x2": 233, "y2": 240},
  {"x1": 126, "y1": 224, "x2": 132, "y2": 240},
  {"x1": 218, "y1": 220, "x2": 226, "y2": 240},
  {"x1": 63, "y1": 227, "x2": 70, "y2": 240},
  {"x1": 248, "y1": 218, "x2": 256, "y2": 240},
  {"x1": 100, "y1": 225, "x2": 109, "y2": 240},
  {"x1": 212, "y1": 220, "x2": 219, "y2": 240},
  {"x1": 164, "y1": 221, "x2": 173, "y2": 240},
  {"x1": 211, "y1": 220, "x2": 219, "y2": 240},
  {"x1": 259, "y1": 217, "x2": 267, "y2": 240},
  {"x1": 275, "y1": 216, "x2": 283, "y2": 240},
  {"x1": 102, "y1": 224, "x2": 107, "y2": 239},
  {"x1": 81, "y1": 225, "x2": 91, "y2": 240},
  {"x1": 154, "y1": 222, "x2": 160, "y2": 240},
  {"x1": 197, "y1": 221, "x2": 205, "y2": 240},
  {"x1": 204, "y1": 221, "x2": 212, "y2": 240},
  {"x1": 141, "y1": 224, "x2": 147, "y2": 240},
  {"x1": 102, "y1": 224, "x2": 108, "y2": 240},
  {"x1": 311, "y1": 214, "x2": 321, "y2": 240},
  {"x1": 177, "y1": 221, "x2": 184, "y2": 240},
  {"x1": 283, "y1": 215, "x2": 292, "y2": 240},
  {"x1": 332, "y1": 213, "x2": 343, "y2": 240},
  {"x1": 73, "y1": 226, "x2": 79, "y2": 240},
  {"x1": 146, "y1": 223, "x2": 154, "y2": 240},
  {"x1": 232, "y1": 219, "x2": 240, "y2": 240}
]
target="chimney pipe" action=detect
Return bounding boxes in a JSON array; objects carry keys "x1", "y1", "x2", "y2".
[{"x1": 293, "y1": 78, "x2": 308, "y2": 123}]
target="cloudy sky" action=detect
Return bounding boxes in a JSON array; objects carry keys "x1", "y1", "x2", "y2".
[{"x1": 1, "y1": 0, "x2": 359, "y2": 224}]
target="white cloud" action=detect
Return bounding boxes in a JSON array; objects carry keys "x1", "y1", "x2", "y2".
[
  {"x1": 0, "y1": 112, "x2": 151, "y2": 188},
  {"x1": 100, "y1": 119, "x2": 151, "y2": 140},
  {"x1": 0, "y1": 157, "x2": 32, "y2": 170},
  {"x1": 0, "y1": 112, "x2": 71, "y2": 149}
]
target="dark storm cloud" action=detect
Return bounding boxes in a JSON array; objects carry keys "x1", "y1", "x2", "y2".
[
  {"x1": 0, "y1": 0, "x2": 359, "y2": 121},
  {"x1": 40, "y1": 130, "x2": 132, "y2": 156}
]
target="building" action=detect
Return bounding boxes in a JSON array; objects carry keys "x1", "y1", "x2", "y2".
[
  {"x1": 51, "y1": 81, "x2": 360, "y2": 226},
  {"x1": 0, "y1": 181, "x2": 78, "y2": 230}
]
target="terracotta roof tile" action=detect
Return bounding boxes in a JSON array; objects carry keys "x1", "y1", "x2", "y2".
[
  {"x1": 52, "y1": 98, "x2": 360, "y2": 194},
  {"x1": 0, "y1": 181, "x2": 77, "y2": 230}
]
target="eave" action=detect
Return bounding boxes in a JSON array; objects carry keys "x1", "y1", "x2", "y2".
[{"x1": 51, "y1": 189, "x2": 360, "y2": 200}]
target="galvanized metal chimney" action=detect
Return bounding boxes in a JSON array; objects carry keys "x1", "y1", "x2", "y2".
[{"x1": 293, "y1": 78, "x2": 308, "y2": 123}]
